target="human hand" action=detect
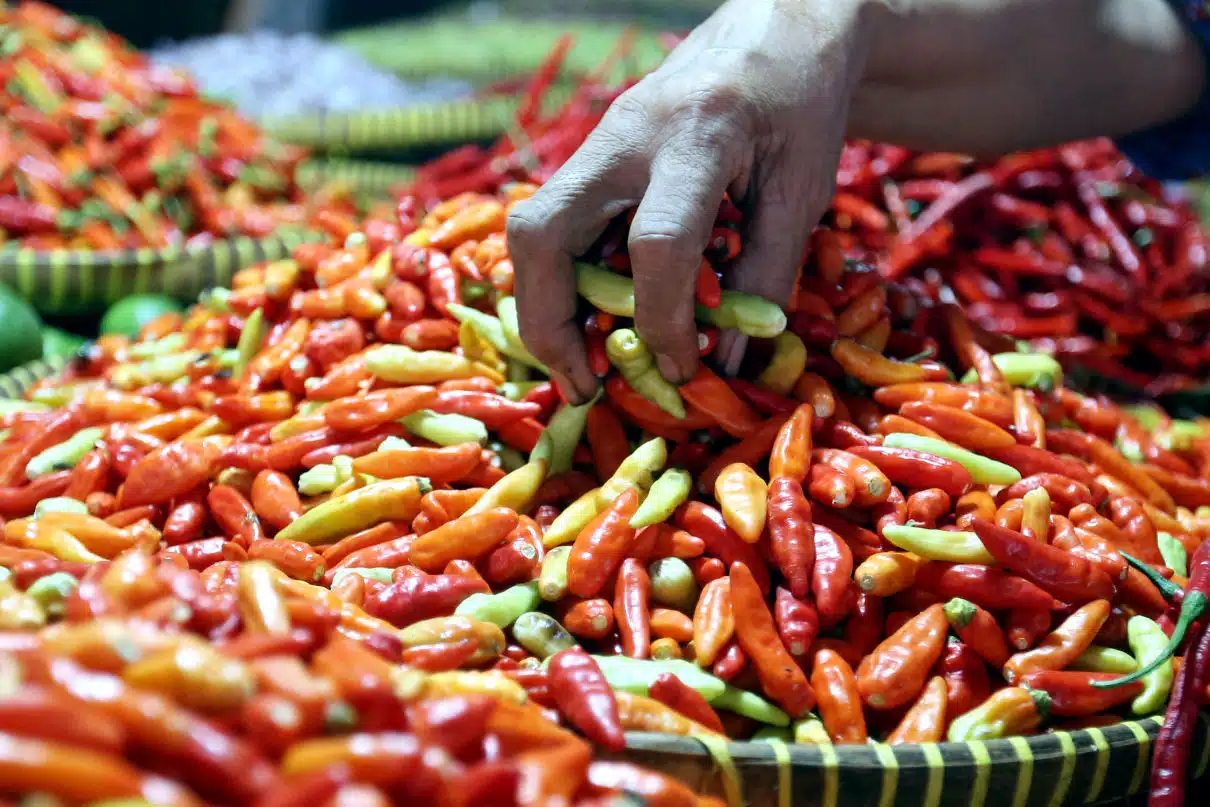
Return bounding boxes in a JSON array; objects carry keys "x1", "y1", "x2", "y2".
[{"x1": 507, "y1": 0, "x2": 881, "y2": 402}]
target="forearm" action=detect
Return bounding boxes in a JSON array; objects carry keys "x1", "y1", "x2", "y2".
[{"x1": 847, "y1": 0, "x2": 1206, "y2": 154}]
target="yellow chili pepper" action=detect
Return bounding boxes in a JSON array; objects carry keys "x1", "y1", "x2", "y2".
[
  {"x1": 757, "y1": 332, "x2": 808, "y2": 396},
  {"x1": 278, "y1": 575, "x2": 398, "y2": 637},
  {"x1": 238, "y1": 560, "x2": 291, "y2": 635},
  {"x1": 274, "y1": 476, "x2": 431, "y2": 545},
  {"x1": 0, "y1": 576, "x2": 45, "y2": 630},
  {"x1": 122, "y1": 642, "x2": 256, "y2": 713},
  {"x1": 542, "y1": 488, "x2": 603, "y2": 549},
  {"x1": 365, "y1": 345, "x2": 505, "y2": 385},
  {"x1": 18, "y1": 520, "x2": 104, "y2": 564},
  {"x1": 597, "y1": 437, "x2": 667, "y2": 508},
  {"x1": 615, "y1": 690, "x2": 721, "y2": 737},
  {"x1": 606, "y1": 329, "x2": 685, "y2": 419},
  {"x1": 792, "y1": 714, "x2": 832, "y2": 745},
  {"x1": 714, "y1": 463, "x2": 768, "y2": 544},
  {"x1": 423, "y1": 670, "x2": 527, "y2": 703},
  {"x1": 465, "y1": 458, "x2": 546, "y2": 516},
  {"x1": 881, "y1": 524, "x2": 994, "y2": 564},
  {"x1": 947, "y1": 686, "x2": 1049, "y2": 741},
  {"x1": 1020, "y1": 487, "x2": 1051, "y2": 541},
  {"x1": 399, "y1": 615, "x2": 507, "y2": 666}
]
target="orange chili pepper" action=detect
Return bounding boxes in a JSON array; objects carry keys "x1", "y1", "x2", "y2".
[
  {"x1": 812, "y1": 647, "x2": 868, "y2": 743},
  {"x1": 943, "y1": 597, "x2": 1011, "y2": 667},
  {"x1": 678, "y1": 365, "x2": 762, "y2": 439},
  {"x1": 352, "y1": 442, "x2": 483, "y2": 484},
  {"x1": 886, "y1": 675, "x2": 949, "y2": 744},
  {"x1": 899, "y1": 400, "x2": 1016, "y2": 451},
  {"x1": 692, "y1": 577, "x2": 734, "y2": 667},
  {"x1": 856, "y1": 602, "x2": 948, "y2": 709},
  {"x1": 568, "y1": 488, "x2": 640, "y2": 599},
  {"x1": 408, "y1": 508, "x2": 520, "y2": 573},
  {"x1": 768, "y1": 404, "x2": 813, "y2": 483},
  {"x1": 1002, "y1": 599, "x2": 1110, "y2": 684},
  {"x1": 615, "y1": 557, "x2": 651, "y2": 659},
  {"x1": 729, "y1": 561, "x2": 815, "y2": 717}
]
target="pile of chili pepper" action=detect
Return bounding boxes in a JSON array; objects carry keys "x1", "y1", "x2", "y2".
[
  {"x1": 404, "y1": 34, "x2": 1210, "y2": 397},
  {"x1": 3, "y1": 173, "x2": 1210, "y2": 805},
  {"x1": 829, "y1": 138, "x2": 1210, "y2": 398},
  {"x1": 0, "y1": 2, "x2": 334, "y2": 250}
]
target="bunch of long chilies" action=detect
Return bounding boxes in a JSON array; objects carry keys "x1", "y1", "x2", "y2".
[
  {"x1": 0, "y1": 1, "x2": 326, "y2": 250},
  {"x1": 404, "y1": 36, "x2": 1210, "y2": 396},
  {"x1": 0, "y1": 164, "x2": 1209, "y2": 806}
]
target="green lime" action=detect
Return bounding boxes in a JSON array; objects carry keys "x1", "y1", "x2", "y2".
[
  {"x1": 0, "y1": 284, "x2": 43, "y2": 373},
  {"x1": 100, "y1": 294, "x2": 184, "y2": 338},
  {"x1": 41, "y1": 326, "x2": 86, "y2": 360}
]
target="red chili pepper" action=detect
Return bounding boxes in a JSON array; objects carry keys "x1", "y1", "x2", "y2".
[
  {"x1": 971, "y1": 519, "x2": 1115, "y2": 603},
  {"x1": 547, "y1": 647, "x2": 625, "y2": 751},
  {"x1": 649, "y1": 672, "x2": 725, "y2": 733}
]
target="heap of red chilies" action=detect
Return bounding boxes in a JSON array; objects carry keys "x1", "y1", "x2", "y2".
[
  {"x1": 0, "y1": 1, "x2": 338, "y2": 250},
  {"x1": 403, "y1": 38, "x2": 1210, "y2": 397}
]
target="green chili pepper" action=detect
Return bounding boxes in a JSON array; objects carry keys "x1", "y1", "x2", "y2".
[
  {"x1": 0, "y1": 400, "x2": 48, "y2": 416},
  {"x1": 25, "y1": 427, "x2": 104, "y2": 480},
  {"x1": 528, "y1": 430, "x2": 553, "y2": 467},
  {"x1": 1096, "y1": 554, "x2": 1207, "y2": 689},
  {"x1": 959, "y1": 352, "x2": 1063, "y2": 391},
  {"x1": 378, "y1": 436, "x2": 411, "y2": 452},
  {"x1": 14, "y1": 59, "x2": 61, "y2": 113},
  {"x1": 750, "y1": 727, "x2": 793, "y2": 742},
  {"x1": 455, "y1": 581, "x2": 540, "y2": 628},
  {"x1": 1070, "y1": 646, "x2": 1138, "y2": 675},
  {"x1": 538, "y1": 546, "x2": 571, "y2": 602},
  {"x1": 792, "y1": 715, "x2": 831, "y2": 744},
  {"x1": 712, "y1": 685, "x2": 791, "y2": 726},
  {"x1": 200, "y1": 287, "x2": 231, "y2": 313},
  {"x1": 128, "y1": 332, "x2": 187, "y2": 359},
  {"x1": 694, "y1": 290, "x2": 788, "y2": 339},
  {"x1": 1158, "y1": 532, "x2": 1188, "y2": 577},
  {"x1": 576, "y1": 262, "x2": 636, "y2": 316},
  {"x1": 506, "y1": 360, "x2": 530, "y2": 384},
  {"x1": 1127, "y1": 616, "x2": 1175, "y2": 715},
  {"x1": 494, "y1": 443, "x2": 526, "y2": 473},
  {"x1": 402, "y1": 410, "x2": 488, "y2": 447},
  {"x1": 882, "y1": 524, "x2": 995, "y2": 564},
  {"x1": 497, "y1": 381, "x2": 546, "y2": 401},
  {"x1": 1121, "y1": 551, "x2": 1184, "y2": 600},
  {"x1": 648, "y1": 557, "x2": 699, "y2": 613},
  {"x1": 24, "y1": 572, "x2": 78, "y2": 618},
  {"x1": 631, "y1": 468, "x2": 693, "y2": 528},
  {"x1": 33, "y1": 497, "x2": 89, "y2": 518},
  {"x1": 493, "y1": 297, "x2": 551, "y2": 373},
  {"x1": 0, "y1": 567, "x2": 9, "y2": 584},
  {"x1": 512, "y1": 611, "x2": 576, "y2": 659},
  {"x1": 448, "y1": 302, "x2": 548, "y2": 373},
  {"x1": 330, "y1": 568, "x2": 395, "y2": 587},
  {"x1": 543, "y1": 396, "x2": 597, "y2": 475},
  {"x1": 883, "y1": 433, "x2": 1022, "y2": 485},
  {"x1": 589, "y1": 655, "x2": 726, "y2": 700},
  {"x1": 605, "y1": 329, "x2": 685, "y2": 419},
  {"x1": 233, "y1": 307, "x2": 266, "y2": 379}
]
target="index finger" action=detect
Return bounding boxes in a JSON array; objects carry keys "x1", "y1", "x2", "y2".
[{"x1": 507, "y1": 135, "x2": 642, "y2": 403}]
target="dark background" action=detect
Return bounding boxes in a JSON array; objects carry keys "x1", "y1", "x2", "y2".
[{"x1": 51, "y1": 0, "x2": 456, "y2": 47}]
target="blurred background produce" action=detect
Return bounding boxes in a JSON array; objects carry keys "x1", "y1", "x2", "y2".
[{"x1": 148, "y1": 32, "x2": 473, "y2": 121}]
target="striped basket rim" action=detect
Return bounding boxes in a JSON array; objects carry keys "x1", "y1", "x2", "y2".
[
  {"x1": 618, "y1": 714, "x2": 1208, "y2": 807},
  {"x1": 295, "y1": 158, "x2": 417, "y2": 196},
  {"x1": 0, "y1": 230, "x2": 322, "y2": 315},
  {"x1": 261, "y1": 90, "x2": 573, "y2": 153}
]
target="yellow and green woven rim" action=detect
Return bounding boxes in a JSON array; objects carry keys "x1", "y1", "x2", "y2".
[
  {"x1": 262, "y1": 91, "x2": 573, "y2": 153},
  {"x1": 295, "y1": 158, "x2": 417, "y2": 197},
  {"x1": 2, "y1": 356, "x2": 1206, "y2": 807},
  {"x1": 0, "y1": 230, "x2": 321, "y2": 314}
]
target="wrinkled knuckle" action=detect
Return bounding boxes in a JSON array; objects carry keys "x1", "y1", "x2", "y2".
[
  {"x1": 505, "y1": 203, "x2": 548, "y2": 254},
  {"x1": 628, "y1": 221, "x2": 699, "y2": 264},
  {"x1": 665, "y1": 85, "x2": 752, "y2": 138}
]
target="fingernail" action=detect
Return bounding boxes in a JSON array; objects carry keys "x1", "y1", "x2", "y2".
[{"x1": 656, "y1": 353, "x2": 685, "y2": 385}]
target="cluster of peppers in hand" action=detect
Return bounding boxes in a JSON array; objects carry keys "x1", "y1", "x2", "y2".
[
  {"x1": 0, "y1": 1, "x2": 335, "y2": 250},
  {"x1": 406, "y1": 35, "x2": 1210, "y2": 396},
  {"x1": 3, "y1": 167, "x2": 1210, "y2": 806}
]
